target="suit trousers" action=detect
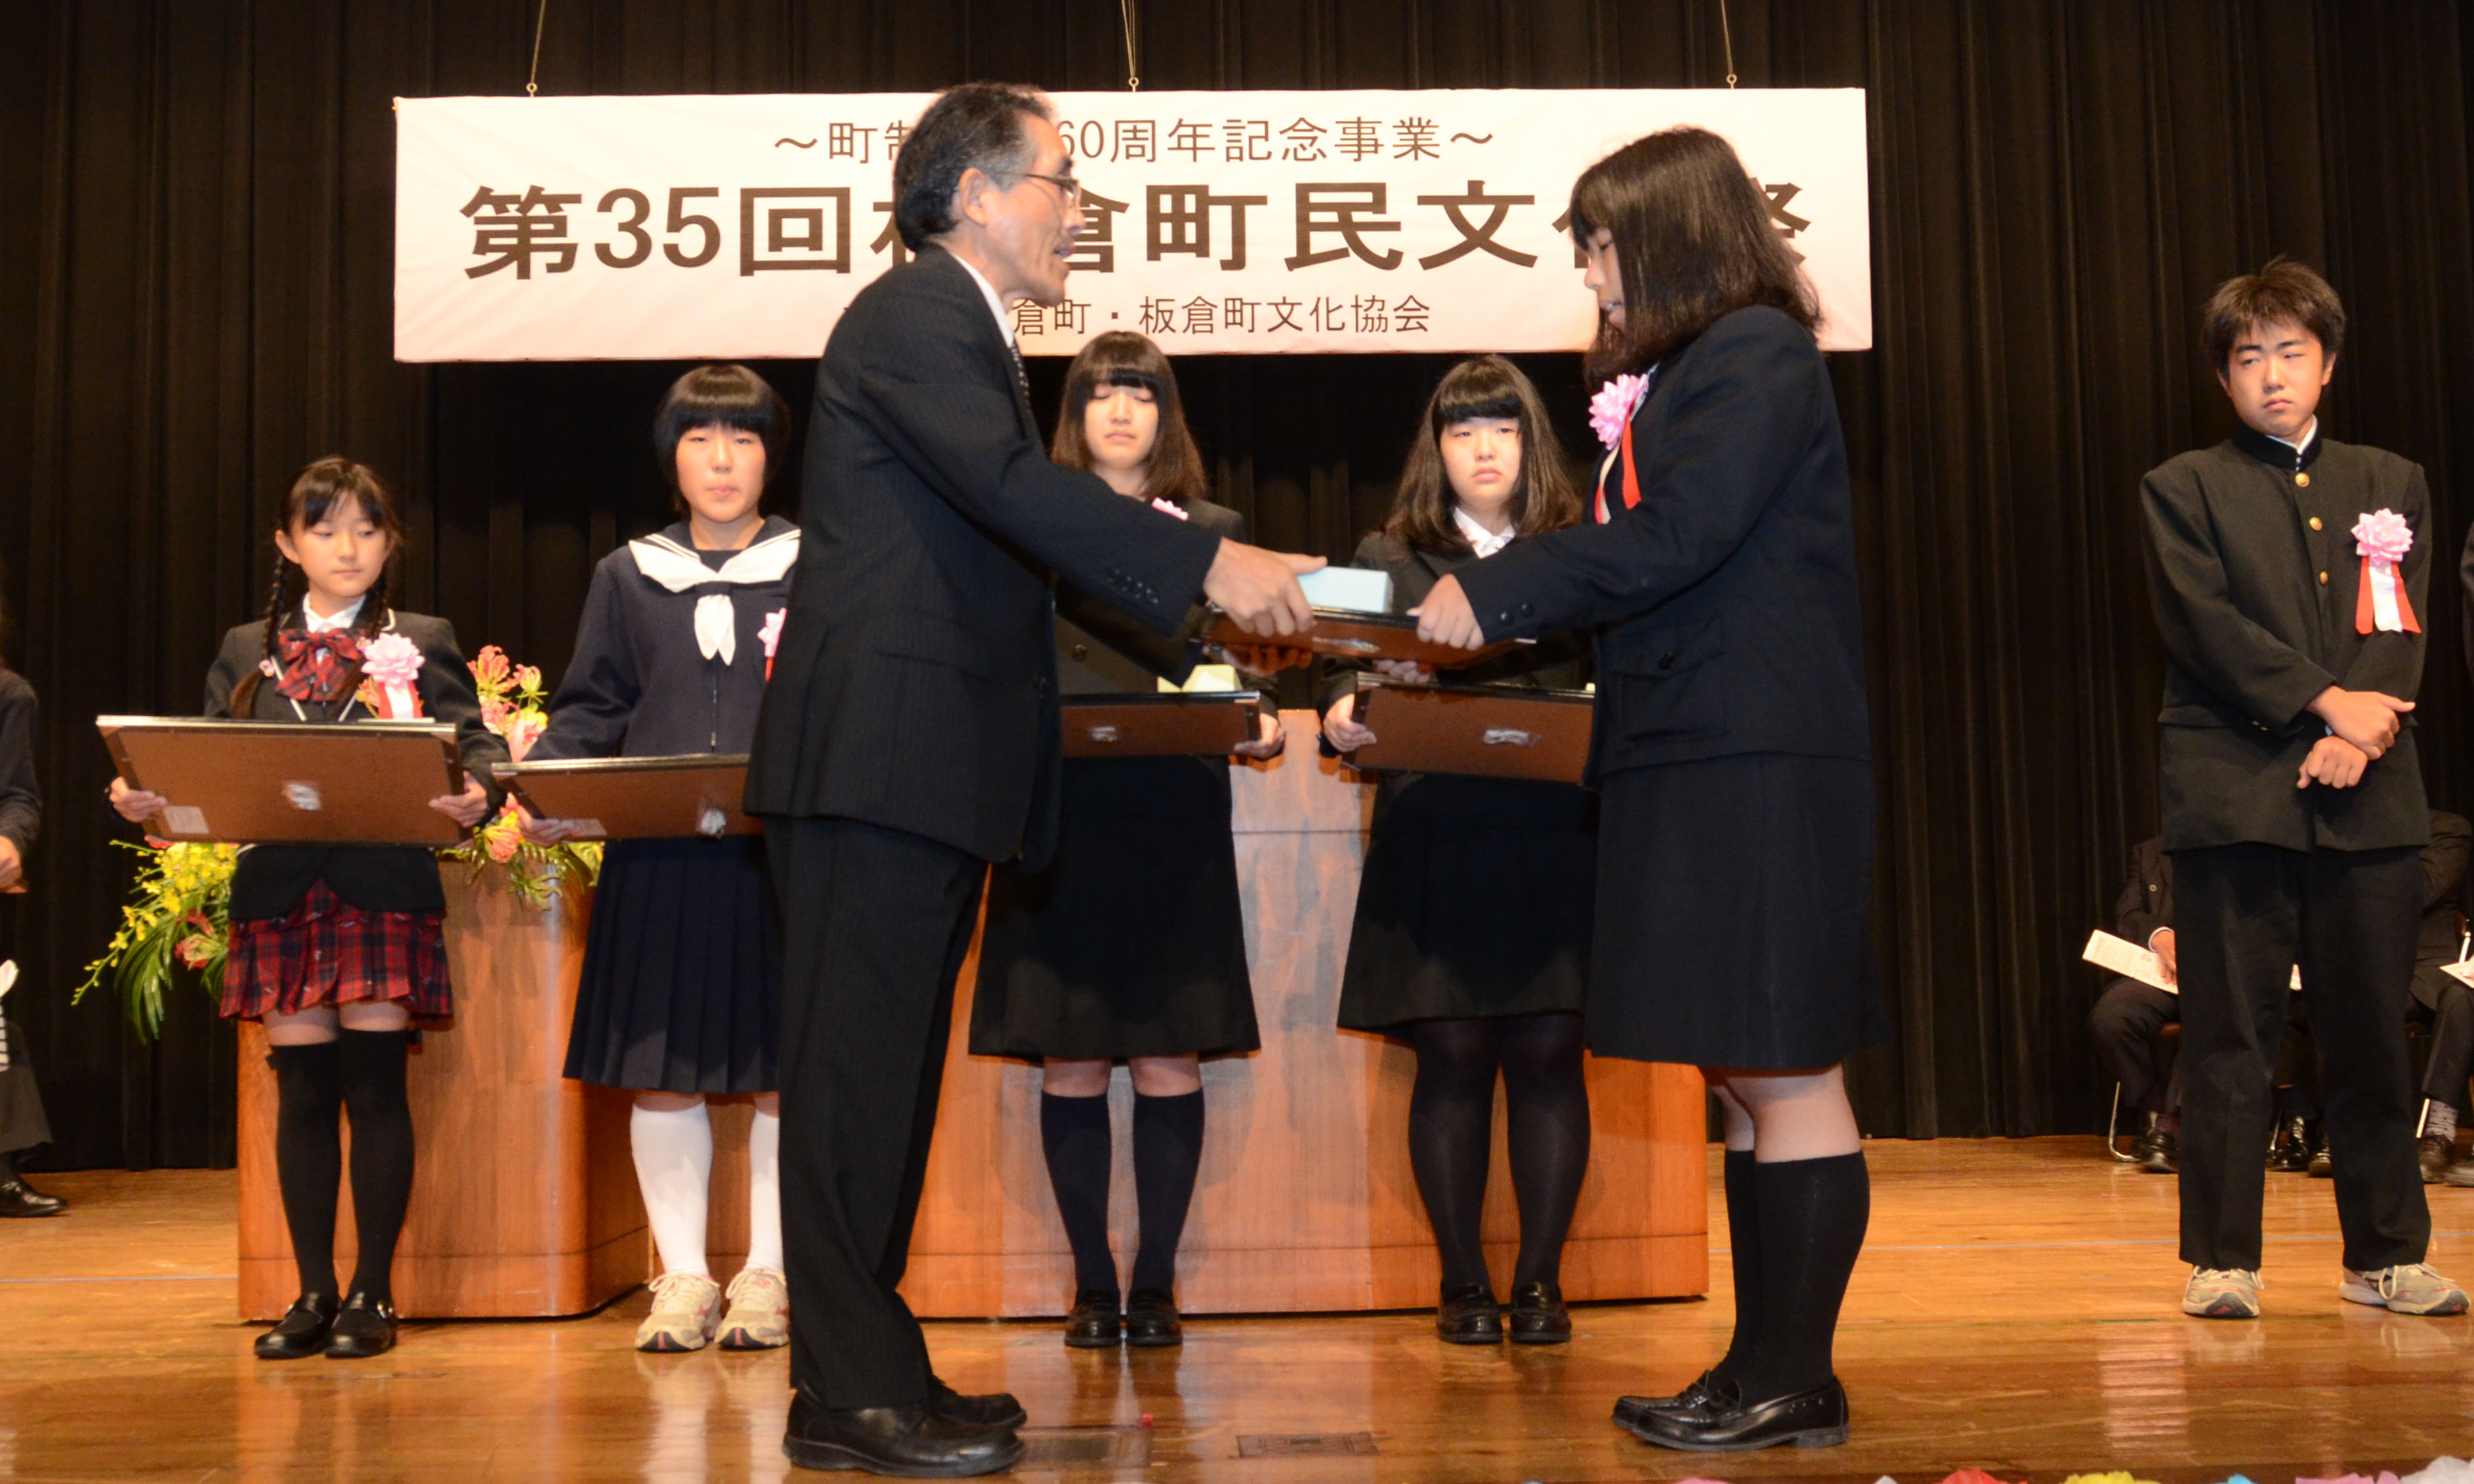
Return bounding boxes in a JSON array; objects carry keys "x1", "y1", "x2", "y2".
[
  {"x1": 2410, "y1": 968, "x2": 2474, "y2": 1109},
  {"x1": 765, "y1": 815, "x2": 988, "y2": 1409},
  {"x1": 2171, "y1": 842, "x2": 2430, "y2": 1272},
  {"x1": 2087, "y1": 979, "x2": 2181, "y2": 1118}
]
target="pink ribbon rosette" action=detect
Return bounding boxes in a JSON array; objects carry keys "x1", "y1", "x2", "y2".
[
  {"x1": 759, "y1": 608, "x2": 787, "y2": 682},
  {"x1": 359, "y1": 633, "x2": 426, "y2": 719},
  {"x1": 1150, "y1": 497, "x2": 1190, "y2": 520},
  {"x1": 1588, "y1": 373, "x2": 1650, "y2": 449},
  {"x1": 2349, "y1": 508, "x2": 2420, "y2": 636}
]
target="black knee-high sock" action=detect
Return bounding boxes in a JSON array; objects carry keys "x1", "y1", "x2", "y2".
[
  {"x1": 1713, "y1": 1149, "x2": 1762, "y2": 1386},
  {"x1": 1408, "y1": 1018, "x2": 1501, "y2": 1291},
  {"x1": 337, "y1": 1029, "x2": 415, "y2": 1305},
  {"x1": 1497, "y1": 1013, "x2": 1589, "y2": 1289},
  {"x1": 1738, "y1": 1151, "x2": 1869, "y2": 1401},
  {"x1": 1039, "y1": 1091, "x2": 1118, "y2": 1295},
  {"x1": 1130, "y1": 1090, "x2": 1204, "y2": 1296},
  {"x1": 268, "y1": 1042, "x2": 345, "y2": 1300}
]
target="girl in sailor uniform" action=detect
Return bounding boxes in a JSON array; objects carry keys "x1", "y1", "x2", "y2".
[{"x1": 525, "y1": 365, "x2": 799, "y2": 1353}]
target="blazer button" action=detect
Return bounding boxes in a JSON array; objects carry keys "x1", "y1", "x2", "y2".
[
  {"x1": 2308, "y1": 516, "x2": 2323, "y2": 531},
  {"x1": 1072, "y1": 644, "x2": 1089, "y2": 660},
  {"x1": 1659, "y1": 653, "x2": 1677, "y2": 671},
  {"x1": 2317, "y1": 570, "x2": 2328, "y2": 585},
  {"x1": 1519, "y1": 602, "x2": 1536, "y2": 618},
  {"x1": 2296, "y1": 471, "x2": 2311, "y2": 487},
  {"x1": 1496, "y1": 611, "x2": 1515, "y2": 625}
]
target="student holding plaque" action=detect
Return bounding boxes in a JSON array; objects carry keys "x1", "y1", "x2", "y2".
[
  {"x1": 109, "y1": 457, "x2": 501, "y2": 1361},
  {"x1": 1316, "y1": 355, "x2": 1597, "y2": 1346},
  {"x1": 1413, "y1": 129, "x2": 1883, "y2": 1451},
  {"x1": 524, "y1": 365, "x2": 801, "y2": 1355},
  {"x1": 971, "y1": 332, "x2": 1281, "y2": 1350}
]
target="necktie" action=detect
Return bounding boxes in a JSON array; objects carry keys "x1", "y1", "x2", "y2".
[{"x1": 1007, "y1": 341, "x2": 1034, "y2": 418}]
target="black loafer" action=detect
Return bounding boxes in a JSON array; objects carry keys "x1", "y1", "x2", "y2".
[
  {"x1": 2418, "y1": 1133, "x2": 2454, "y2": 1184},
  {"x1": 1624, "y1": 1378, "x2": 1849, "y2": 1452},
  {"x1": 1124, "y1": 1287, "x2": 1183, "y2": 1348},
  {"x1": 1614, "y1": 1371, "x2": 1720, "y2": 1426},
  {"x1": 2133, "y1": 1115, "x2": 2179, "y2": 1174},
  {"x1": 1436, "y1": 1281, "x2": 1502, "y2": 1344},
  {"x1": 2267, "y1": 1117, "x2": 2313, "y2": 1173},
  {"x1": 928, "y1": 1379, "x2": 1027, "y2": 1430},
  {"x1": 253, "y1": 1292, "x2": 341, "y2": 1361},
  {"x1": 1507, "y1": 1280, "x2": 1570, "y2": 1344},
  {"x1": 0, "y1": 1176, "x2": 66, "y2": 1218},
  {"x1": 1064, "y1": 1288, "x2": 1122, "y2": 1348},
  {"x1": 323, "y1": 1291, "x2": 397, "y2": 1359},
  {"x1": 783, "y1": 1393, "x2": 1023, "y2": 1477}
]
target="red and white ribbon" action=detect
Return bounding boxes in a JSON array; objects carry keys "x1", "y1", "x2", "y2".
[{"x1": 2349, "y1": 508, "x2": 2420, "y2": 636}]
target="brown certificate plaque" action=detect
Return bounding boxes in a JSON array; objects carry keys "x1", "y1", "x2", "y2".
[
  {"x1": 1200, "y1": 608, "x2": 1532, "y2": 670},
  {"x1": 494, "y1": 754, "x2": 757, "y2": 839},
  {"x1": 1346, "y1": 678, "x2": 1596, "y2": 784},
  {"x1": 1060, "y1": 691, "x2": 1263, "y2": 758},
  {"x1": 97, "y1": 716, "x2": 467, "y2": 846}
]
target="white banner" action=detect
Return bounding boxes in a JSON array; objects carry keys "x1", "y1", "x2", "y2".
[{"x1": 394, "y1": 89, "x2": 1869, "y2": 361}]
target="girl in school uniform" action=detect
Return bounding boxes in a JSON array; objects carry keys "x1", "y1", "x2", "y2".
[
  {"x1": 111, "y1": 457, "x2": 503, "y2": 1360},
  {"x1": 523, "y1": 365, "x2": 799, "y2": 1354},
  {"x1": 1318, "y1": 355, "x2": 1598, "y2": 1346},
  {"x1": 969, "y1": 331, "x2": 1282, "y2": 1349}
]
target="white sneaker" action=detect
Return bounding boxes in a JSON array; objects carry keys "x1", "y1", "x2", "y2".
[
  {"x1": 2182, "y1": 1266, "x2": 2262, "y2": 1319},
  {"x1": 635, "y1": 1271, "x2": 723, "y2": 1353},
  {"x1": 717, "y1": 1266, "x2": 789, "y2": 1350},
  {"x1": 2340, "y1": 1262, "x2": 2469, "y2": 1316}
]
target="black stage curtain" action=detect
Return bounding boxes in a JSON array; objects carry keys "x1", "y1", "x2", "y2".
[{"x1": 3, "y1": 1, "x2": 2469, "y2": 1167}]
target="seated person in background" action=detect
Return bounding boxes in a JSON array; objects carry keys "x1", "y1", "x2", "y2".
[{"x1": 2407, "y1": 811, "x2": 2473, "y2": 1184}]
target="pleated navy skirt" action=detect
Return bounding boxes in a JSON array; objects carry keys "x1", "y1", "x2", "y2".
[{"x1": 564, "y1": 836, "x2": 781, "y2": 1093}]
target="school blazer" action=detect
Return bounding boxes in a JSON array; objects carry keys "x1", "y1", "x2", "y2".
[
  {"x1": 1453, "y1": 306, "x2": 1872, "y2": 787},
  {"x1": 744, "y1": 244, "x2": 1225, "y2": 867},
  {"x1": 205, "y1": 611, "x2": 506, "y2": 920}
]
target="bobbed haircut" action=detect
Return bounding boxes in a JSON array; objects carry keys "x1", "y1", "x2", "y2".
[
  {"x1": 653, "y1": 363, "x2": 791, "y2": 513},
  {"x1": 1050, "y1": 332, "x2": 1207, "y2": 507},
  {"x1": 1570, "y1": 125, "x2": 1820, "y2": 384},
  {"x1": 1383, "y1": 356, "x2": 1582, "y2": 554},
  {"x1": 2202, "y1": 257, "x2": 2346, "y2": 373},
  {"x1": 892, "y1": 83, "x2": 1053, "y2": 251}
]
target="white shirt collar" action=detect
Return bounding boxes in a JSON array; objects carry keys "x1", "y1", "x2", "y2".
[
  {"x1": 1453, "y1": 505, "x2": 1515, "y2": 558},
  {"x1": 301, "y1": 595, "x2": 367, "y2": 633},
  {"x1": 952, "y1": 253, "x2": 1018, "y2": 351},
  {"x1": 2271, "y1": 418, "x2": 2318, "y2": 457}
]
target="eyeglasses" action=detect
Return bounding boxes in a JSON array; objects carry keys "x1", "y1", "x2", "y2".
[{"x1": 1015, "y1": 171, "x2": 1087, "y2": 207}]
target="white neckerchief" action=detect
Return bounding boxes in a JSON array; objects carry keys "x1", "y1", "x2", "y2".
[
  {"x1": 2271, "y1": 418, "x2": 2319, "y2": 457},
  {"x1": 954, "y1": 253, "x2": 1018, "y2": 350},
  {"x1": 1453, "y1": 505, "x2": 1516, "y2": 558},
  {"x1": 628, "y1": 526, "x2": 801, "y2": 667},
  {"x1": 302, "y1": 594, "x2": 367, "y2": 633}
]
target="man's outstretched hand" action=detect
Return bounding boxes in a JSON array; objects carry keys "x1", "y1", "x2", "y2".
[{"x1": 1206, "y1": 541, "x2": 1323, "y2": 638}]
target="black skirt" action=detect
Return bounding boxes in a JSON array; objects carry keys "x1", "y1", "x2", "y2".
[
  {"x1": 0, "y1": 1018, "x2": 51, "y2": 1156},
  {"x1": 970, "y1": 756, "x2": 1259, "y2": 1061},
  {"x1": 1337, "y1": 774, "x2": 1597, "y2": 1031},
  {"x1": 564, "y1": 836, "x2": 781, "y2": 1093},
  {"x1": 1586, "y1": 752, "x2": 1888, "y2": 1069}
]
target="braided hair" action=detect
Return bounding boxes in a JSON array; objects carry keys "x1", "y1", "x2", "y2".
[{"x1": 232, "y1": 457, "x2": 406, "y2": 714}]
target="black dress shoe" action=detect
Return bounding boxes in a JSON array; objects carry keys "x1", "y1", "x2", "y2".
[
  {"x1": 323, "y1": 1291, "x2": 397, "y2": 1359},
  {"x1": 1624, "y1": 1377, "x2": 1849, "y2": 1452},
  {"x1": 1436, "y1": 1281, "x2": 1502, "y2": 1344},
  {"x1": 2308, "y1": 1138, "x2": 2333, "y2": 1178},
  {"x1": 0, "y1": 1176, "x2": 66, "y2": 1217},
  {"x1": 928, "y1": 1379, "x2": 1026, "y2": 1430},
  {"x1": 2267, "y1": 1117, "x2": 2313, "y2": 1173},
  {"x1": 1507, "y1": 1281, "x2": 1571, "y2": 1344},
  {"x1": 784, "y1": 1393, "x2": 1023, "y2": 1477},
  {"x1": 253, "y1": 1292, "x2": 341, "y2": 1361},
  {"x1": 1064, "y1": 1288, "x2": 1122, "y2": 1349},
  {"x1": 2132, "y1": 1115, "x2": 2179, "y2": 1174},
  {"x1": 1123, "y1": 1287, "x2": 1183, "y2": 1348},
  {"x1": 2418, "y1": 1132, "x2": 2454, "y2": 1184},
  {"x1": 1614, "y1": 1371, "x2": 1720, "y2": 1427}
]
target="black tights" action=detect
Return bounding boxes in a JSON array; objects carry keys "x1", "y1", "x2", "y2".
[
  {"x1": 268, "y1": 1029, "x2": 416, "y2": 1305},
  {"x1": 1406, "y1": 1012, "x2": 1589, "y2": 1291}
]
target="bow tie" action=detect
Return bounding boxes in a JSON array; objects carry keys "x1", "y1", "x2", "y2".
[{"x1": 274, "y1": 628, "x2": 365, "y2": 703}]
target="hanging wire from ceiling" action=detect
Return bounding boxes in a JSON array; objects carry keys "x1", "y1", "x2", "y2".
[
  {"x1": 1117, "y1": 0, "x2": 1141, "y2": 92},
  {"x1": 526, "y1": 0, "x2": 550, "y2": 96},
  {"x1": 1717, "y1": 0, "x2": 1738, "y2": 88}
]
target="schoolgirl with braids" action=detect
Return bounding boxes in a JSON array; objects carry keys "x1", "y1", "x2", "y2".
[{"x1": 111, "y1": 457, "x2": 503, "y2": 1361}]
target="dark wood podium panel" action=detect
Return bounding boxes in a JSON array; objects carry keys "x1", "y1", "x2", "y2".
[
  {"x1": 702, "y1": 709, "x2": 1707, "y2": 1314},
  {"x1": 237, "y1": 871, "x2": 645, "y2": 1320}
]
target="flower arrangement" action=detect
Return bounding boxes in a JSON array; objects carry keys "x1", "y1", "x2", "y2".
[
  {"x1": 72, "y1": 841, "x2": 238, "y2": 1037},
  {"x1": 438, "y1": 645, "x2": 600, "y2": 907}
]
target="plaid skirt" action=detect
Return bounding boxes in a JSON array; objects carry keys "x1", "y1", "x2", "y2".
[{"x1": 220, "y1": 882, "x2": 453, "y2": 1022}]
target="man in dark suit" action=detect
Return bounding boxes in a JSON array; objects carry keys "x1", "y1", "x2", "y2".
[
  {"x1": 744, "y1": 83, "x2": 1320, "y2": 1476},
  {"x1": 2136, "y1": 259, "x2": 2463, "y2": 1321}
]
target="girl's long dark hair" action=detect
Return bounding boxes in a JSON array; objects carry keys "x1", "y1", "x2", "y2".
[
  {"x1": 253, "y1": 457, "x2": 407, "y2": 667},
  {"x1": 1570, "y1": 125, "x2": 1820, "y2": 384},
  {"x1": 1381, "y1": 356, "x2": 1580, "y2": 554},
  {"x1": 1050, "y1": 331, "x2": 1207, "y2": 506}
]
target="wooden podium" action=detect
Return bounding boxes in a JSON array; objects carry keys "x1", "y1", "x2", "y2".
[{"x1": 236, "y1": 870, "x2": 645, "y2": 1320}]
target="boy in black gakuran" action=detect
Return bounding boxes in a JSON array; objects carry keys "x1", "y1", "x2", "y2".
[{"x1": 2139, "y1": 260, "x2": 2466, "y2": 1321}]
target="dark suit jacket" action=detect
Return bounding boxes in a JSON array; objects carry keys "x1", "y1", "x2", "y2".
[
  {"x1": 0, "y1": 670, "x2": 37, "y2": 859},
  {"x1": 744, "y1": 245, "x2": 1225, "y2": 866},
  {"x1": 2141, "y1": 428, "x2": 2431, "y2": 852},
  {"x1": 1452, "y1": 306, "x2": 1870, "y2": 787},
  {"x1": 2115, "y1": 837, "x2": 2173, "y2": 949},
  {"x1": 2115, "y1": 810, "x2": 2468, "y2": 966},
  {"x1": 1054, "y1": 497, "x2": 1244, "y2": 696},
  {"x1": 205, "y1": 610, "x2": 505, "y2": 920}
]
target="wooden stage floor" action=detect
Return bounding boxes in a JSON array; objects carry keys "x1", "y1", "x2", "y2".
[{"x1": 2, "y1": 1137, "x2": 2469, "y2": 1483}]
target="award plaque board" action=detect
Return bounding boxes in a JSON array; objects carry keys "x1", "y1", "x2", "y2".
[
  {"x1": 1346, "y1": 678, "x2": 1596, "y2": 783},
  {"x1": 97, "y1": 716, "x2": 467, "y2": 846},
  {"x1": 1200, "y1": 608, "x2": 1532, "y2": 670},
  {"x1": 1060, "y1": 691, "x2": 1263, "y2": 758},
  {"x1": 494, "y1": 754, "x2": 757, "y2": 839}
]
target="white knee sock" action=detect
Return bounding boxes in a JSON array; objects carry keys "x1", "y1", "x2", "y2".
[
  {"x1": 745, "y1": 1107, "x2": 785, "y2": 1275},
  {"x1": 633, "y1": 1102, "x2": 713, "y2": 1278}
]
